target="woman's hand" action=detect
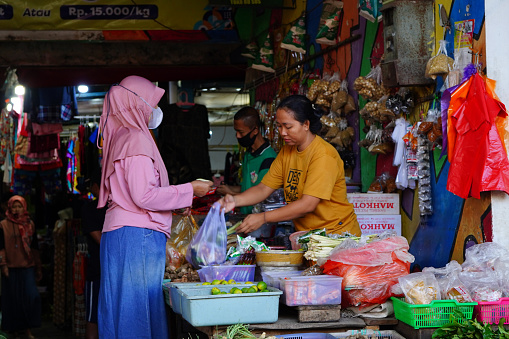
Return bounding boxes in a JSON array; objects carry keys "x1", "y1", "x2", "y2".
[
  {"x1": 190, "y1": 180, "x2": 213, "y2": 197},
  {"x1": 217, "y1": 194, "x2": 236, "y2": 213},
  {"x1": 237, "y1": 213, "x2": 265, "y2": 234}
]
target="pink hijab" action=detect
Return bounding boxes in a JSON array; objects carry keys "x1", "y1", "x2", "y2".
[{"x1": 97, "y1": 75, "x2": 167, "y2": 208}]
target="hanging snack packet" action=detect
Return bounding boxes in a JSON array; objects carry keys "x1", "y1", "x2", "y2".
[
  {"x1": 425, "y1": 40, "x2": 454, "y2": 80},
  {"x1": 241, "y1": 41, "x2": 258, "y2": 60},
  {"x1": 253, "y1": 33, "x2": 275, "y2": 73},
  {"x1": 281, "y1": 14, "x2": 307, "y2": 54},
  {"x1": 316, "y1": 0, "x2": 343, "y2": 45}
]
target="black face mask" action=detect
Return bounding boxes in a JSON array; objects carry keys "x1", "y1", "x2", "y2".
[{"x1": 237, "y1": 128, "x2": 256, "y2": 148}]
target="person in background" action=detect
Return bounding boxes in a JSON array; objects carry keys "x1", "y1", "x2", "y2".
[
  {"x1": 81, "y1": 171, "x2": 106, "y2": 339},
  {"x1": 0, "y1": 195, "x2": 42, "y2": 339},
  {"x1": 219, "y1": 95, "x2": 360, "y2": 236},
  {"x1": 97, "y1": 75, "x2": 212, "y2": 338},
  {"x1": 216, "y1": 107, "x2": 277, "y2": 214}
]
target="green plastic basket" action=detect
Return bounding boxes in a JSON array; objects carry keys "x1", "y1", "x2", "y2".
[{"x1": 391, "y1": 297, "x2": 477, "y2": 329}]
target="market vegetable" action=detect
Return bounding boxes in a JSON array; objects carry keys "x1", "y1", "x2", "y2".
[
  {"x1": 227, "y1": 221, "x2": 242, "y2": 235},
  {"x1": 221, "y1": 324, "x2": 278, "y2": 339},
  {"x1": 304, "y1": 234, "x2": 378, "y2": 261},
  {"x1": 432, "y1": 309, "x2": 509, "y2": 338}
]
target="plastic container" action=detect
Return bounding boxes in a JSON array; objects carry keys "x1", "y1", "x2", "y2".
[
  {"x1": 333, "y1": 330, "x2": 406, "y2": 338},
  {"x1": 289, "y1": 231, "x2": 307, "y2": 250},
  {"x1": 391, "y1": 297, "x2": 477, "y2": 329},
  {"x1": 262, "y1": 271, "x2": 303, "y2": 289},
  {"x1": 162, "y1": 279, "x2": 172, "y2": 306},
  {"x1": 474, "y1": 297, "x2": 509, "y2": 324},
  {"x1": 179, "y1": 285, "x2": 283, "y2": 326},
  {"x1": 256, "y1": 250, "x2": 304, "y2": 267},
  {"x1": 197, "y1": 265, "x2": 255, "y2": 282},
  {"x1": 275, "y1": 334, "x2": 336, "y2": 339},
  {"x1": 165, "y1": 282, "x2": 254, "y2": 314},
  {"x1": 280, "y1": 275, "x2": 343, "y2": 306}
]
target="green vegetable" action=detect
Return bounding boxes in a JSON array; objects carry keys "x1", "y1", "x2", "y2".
[
  {"x1": 227, "y1": 221, "x2": 242, "y2": 235},
  {"x1": 432, "y1": 309, "x2": 509, "y2": 339}
]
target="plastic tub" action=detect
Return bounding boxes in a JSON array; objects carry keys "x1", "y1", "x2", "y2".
[
  {"x1": 197, "y1": 265, "x2": 255, "y2": 282},
  {"x1": 474, "y1": 297, "x2": 509, "y2": 324},
  {"x1": 275, "y1": 334, "x2": 336, "y2": 339},
  {"x1": 261, "y1": 271, "x2": 304, "y2": 289},
  {"x1": 179, "y1": 285, "x2": 283, "y2": 326},
  {"x1": 332, "y1": 330, "x2": 406, "y2": 338},
  {"x1": 280, "y1": 275, "x2": 342, "y2": 306},
  {"x1": 165, "y1": 282, "x2": 258, "y2": 314}
]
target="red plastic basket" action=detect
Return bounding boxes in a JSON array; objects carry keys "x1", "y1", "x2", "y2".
[{"x1": 474, "y1": 298, "x2": 509, "y2": 324}]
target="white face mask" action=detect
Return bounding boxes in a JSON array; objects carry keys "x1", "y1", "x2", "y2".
[{"x1": 148, "y1": 106, "x2": 163, "y2": 129}]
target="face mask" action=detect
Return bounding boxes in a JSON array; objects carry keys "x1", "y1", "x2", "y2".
[
  {"x1": 148, "y1": 106, "x2": 163, "y2": 129},
  {"x1": 237, "y1": 128, "x2": 256, "y2": 148}
]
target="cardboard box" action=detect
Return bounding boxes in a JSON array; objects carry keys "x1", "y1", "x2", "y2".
[
  {"x1": 357, "y1": 214, "x2": 402, "y2": 236},
  {"x1": 347, "y1": 193, "x2": 400, "y2": 214}
]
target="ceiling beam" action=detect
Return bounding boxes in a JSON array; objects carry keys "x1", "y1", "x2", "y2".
[{"x1": 0, "y1": 40, "x2": 241, "y2": 67}]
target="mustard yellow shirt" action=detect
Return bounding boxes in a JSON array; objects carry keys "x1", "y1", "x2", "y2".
[{"x1": 261, "y1": 136, "x2": 360, "y2": 235}]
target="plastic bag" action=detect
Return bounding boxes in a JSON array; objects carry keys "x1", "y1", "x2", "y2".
[
  {"x1": 425, "y1": 40, "x2": 454, "y2": 80},
  {"x1": 166, "y1": 215, "x2": 199, "y2": 270},
  {"x1": 186, "y1": 202, "x2": 227, "y2": 268},
  {"x1": 399, "y1": 272, "x2": 440, "y2": 304},
  {"x1": 422, "y1": 260, "x2": 462, "y2": 299},
  {"x1": 323, "y1": 236, "x2": 414, "y2": 307}
]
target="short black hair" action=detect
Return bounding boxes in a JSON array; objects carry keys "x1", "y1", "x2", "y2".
[{"x1": 234, "y1": 107, "x2": 262, "y2": 129}]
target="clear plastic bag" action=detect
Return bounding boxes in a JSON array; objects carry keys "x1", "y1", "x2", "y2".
[
  {"x1": 186, "y1": 202, "x2": 227, "y2": 269},
  {"x1": 399, "y1": 272, "x2": 440, "y2": 305}
]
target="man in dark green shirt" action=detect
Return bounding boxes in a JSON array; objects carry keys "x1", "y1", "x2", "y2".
[{"x1": 217, "y1": 107, "x2": 276, "y2": 214}]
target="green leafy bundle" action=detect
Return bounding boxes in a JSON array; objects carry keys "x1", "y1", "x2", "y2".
[{"x1": 433, "y1": 309, "x2": 509, "y2": 338}]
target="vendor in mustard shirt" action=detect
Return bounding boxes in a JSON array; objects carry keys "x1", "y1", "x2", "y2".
[{"x1": 220, "y1": 94, "x2": 360, "y2": 236}]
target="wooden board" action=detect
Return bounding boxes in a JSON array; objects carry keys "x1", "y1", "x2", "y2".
[{"x1": 297, "y1": 304, "x2": 342, "y2": 323}]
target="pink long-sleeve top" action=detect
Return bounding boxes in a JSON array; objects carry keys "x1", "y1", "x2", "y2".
[{"x1": 103, "y1": 155, "x2": 194, "y2": 238}]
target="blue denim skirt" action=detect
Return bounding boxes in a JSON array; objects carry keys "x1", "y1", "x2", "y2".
[{"x1": 98, "y1": 226, "x2": 168, "y2": 339}]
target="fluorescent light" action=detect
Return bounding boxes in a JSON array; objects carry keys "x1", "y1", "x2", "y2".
[
  {"x1": 6, "y1": 103, "x2": 12, "y2": 111},
  {"x1": 78, "y1": 85, "x2": 89, "y2": 93},
  {"x1": 209, "y1": 87, "x2": 216, "y2": 91},
  {"x1": 236, "y1": 88, "x2": 242, "y2": 91},
  {"x1": 14, "y1": 85, "x2": 25, "y2": 96},
  {"x1": 10, "y1": 97, "x2": 21, "y2": 113},
  {"x1": 202, "y1": 88, "x2": 208, "y2": 91}
]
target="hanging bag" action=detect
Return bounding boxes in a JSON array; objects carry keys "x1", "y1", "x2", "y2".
[{"x1": 186, "y1": 202, "x2": 227, "y2": 269}]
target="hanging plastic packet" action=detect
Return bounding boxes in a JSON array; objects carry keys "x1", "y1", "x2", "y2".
[
  {"x1": 331, "y1": 79, "x2": 349, "y2": 114},
  {"x1": 281, "y1": 13, "x2": 307, "y2": 54},
  {"x1": 425, "y1": 40, "x2": 454, "y2": 80},
  {"x1": 252, "y1": 33, "x2": 275, "y2": 73},
  {"x1": 241, "y1": 41, "x2": 258, "y2": 60},
  {"x1": 359, "y1": 0, "x2": 383, "y2": 23},
  {"x1": 316, "y1": 0, "x2": 343, "y2": 45}
]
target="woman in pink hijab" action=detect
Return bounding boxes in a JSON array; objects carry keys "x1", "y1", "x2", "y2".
[{"x1": 97, "y1": 75, "x2": 212, "y2": 338}]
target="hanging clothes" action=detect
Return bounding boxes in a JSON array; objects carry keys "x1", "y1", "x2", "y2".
[
  {"x1": 446, "y1": 72, "x2": 509, "y2": 199},
  {"x1": 0, "y1": 108, "x2": 15, "y2": 166},
  {"x1": 24, "y1": 86, "x2": 78, "y2": 123}
]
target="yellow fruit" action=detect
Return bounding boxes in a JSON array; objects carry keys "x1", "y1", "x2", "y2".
[
  {"x1": 245, "y1": 281, "x2": 253, "y2": 284},
  {"x1": 233, "y1": 289, "x2": 243, "y2": 294},
  {"x1": 228, "y1": 279, "x2": 236, "y2": 284},
  {"x1": 229, "y1": 287, "x2": 239, "y2": 294},
  {"x1": 220, "y1": 291, "x2": 227, "y2": 294},
  {"x1": 241, "y1": 288, "x2": 249, "y2": 293},
  {"x1": 247, "y1": 287, "x2": 257, "y2": 293},
  {"x1": 211, "y1": 279, "x2": 221, "y2": 285},
  {"x1": 211, "y1": 287, "x2": 221, "y2": 295},
  {"x1": 257, "y1": 281, "x2": 267, "y2": 291},
  {"x1": 251, "y1": 285, "x2": 259, "y2": 292},
  {"x1": 221, "y1": 280, "x2": 228, "y2": 285},
  {"x1": 202, "y1": 282, "x2": 211, "y2": 285}
]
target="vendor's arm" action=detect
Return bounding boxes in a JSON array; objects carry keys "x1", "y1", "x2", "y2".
[
  {"x1": 216, "y1": 184, "x2": 241, "y2": 196},
  {"x1": 221, "y1": 183, "x2": 275, "y2": 212},
  {"x1": 123, "y1": 155, "x2": 203, "y2": 211},
  {"x1": 236, "y1": 194, "x2": 320, "y2": 234}
]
